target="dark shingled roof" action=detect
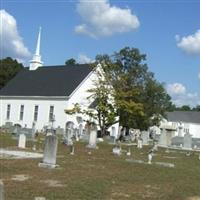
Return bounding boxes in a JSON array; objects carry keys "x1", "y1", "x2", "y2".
[
  {"x1": 166, "y1": 111, "x2": 200, "y2": 124},
  {"x1": 0, "y1": 64, "x2": 92, "y2": 96}
]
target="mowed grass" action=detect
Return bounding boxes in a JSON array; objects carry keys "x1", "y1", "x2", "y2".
[{"x1": 0, "y1": 132, "x2": 200, "y2": 200}]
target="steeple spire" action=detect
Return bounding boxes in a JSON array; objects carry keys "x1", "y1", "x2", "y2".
[
  {"x1": 29, "y1": 27, "x2": 43, "y2": 70},
  {"x1": 35, "y1": 26, "x2": 41, "y2": 56}
]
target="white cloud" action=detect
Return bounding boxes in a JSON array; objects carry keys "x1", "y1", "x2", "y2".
[
  {"x1": 0, "y1": 10, "x2": 31, "y2": 60},
  {"x1": 167, "y1": 83, "x2": 186, "y2": 95},
  {"x1": 166, "y1": 83, "x2": 200, "y2": 107},
  {"x1": 78, "y1": 53, "x2": 93, "y2": 64},
  {"x1": 176, "y1": 29, "x2": 200, "y2": 55},
  {"x1": 75, "y1": 0, "x2": 140, "y2": 38},
  {"x1": 198, "y1": 73, "x2": 200, "y2": 80}
]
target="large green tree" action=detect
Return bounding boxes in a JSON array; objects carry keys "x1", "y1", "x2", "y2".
[
  {"x1": 96, "y1": 47, "x2": 173, "y2": 130},
  {"x1": 65, "y1": 47, "x2": 173, "y2": 134},
  {"x1": 0, "y1": 57, "x2": 24, "y2": 89}
]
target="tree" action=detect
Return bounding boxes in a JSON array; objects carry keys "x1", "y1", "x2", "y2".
[
  {"x1": 65, "y1": 67, "x2": 117, "y2": 136},
  {"x1": 65, "y1": 58, "x2": 77, "y2": 66},
  {"x1": 192, "y1": 105, "x2": 200, "y2": 111},
  {"x1": 0, "y1": 57, "x2": 24, "y2": 89},
  {"x1": 175, "y1": 105, "x2": 191, "y2": 111},
  {"x1": 86, "y1": 69, "x2": 117, "y2": 135},
  {"x1": 133, "y1": 78, "x2": 173, "y2": 129},
  {"x1": 96, "y1": 47, "x2": 172, "y2": 130},
  {"x1": 65, "y1": 46, "x2": 173, "y2": 134}
]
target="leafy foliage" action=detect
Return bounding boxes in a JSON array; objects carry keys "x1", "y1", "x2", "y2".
[
  {"x1": 172, "y1": 104, "x2": 200, "y2": 111},
  {"x1": 65, "y1": 58, "x2": 77, "y2": 65},
  {"x1": 65, "y1": 47, "x2": 173, "y2": 132},
  {"x1": 65, "y1": 68, "x2": 117, "y2": 136},
  {"x1": 96, "y1": 47, "x2": 173, "y2": 130},
  {"x1": 0, "y1": 57, "x2": 24, "y2": 89}
]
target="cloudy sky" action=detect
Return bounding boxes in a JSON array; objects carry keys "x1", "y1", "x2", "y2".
[{"x1": 1, "y1": 0, "x2": 200, "y2": 107}]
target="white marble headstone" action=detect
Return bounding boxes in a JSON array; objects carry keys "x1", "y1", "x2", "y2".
[
  {"x1": 158, "y1": 129, "x2": 167, "y2": 146},
  {"x1": 18, "y1": 134, "x2": 26, "y2": 149},
  {"x1": 87, "y1": 123, "x2": 97, "y2": 148},
  {"x1": 141, "y1": 131, "x2": 149, "y2": 145}
]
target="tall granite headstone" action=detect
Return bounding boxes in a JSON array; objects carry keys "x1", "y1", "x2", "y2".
[
  {"x1": 39, "y1": 133, "x2": 58, "y2": 168},
  {"x1": 87, "y1": 123, "x2": 97, "y2": 149},
  {"x1": 183, "y1": 133, "x2": 192, "y2": 149}
]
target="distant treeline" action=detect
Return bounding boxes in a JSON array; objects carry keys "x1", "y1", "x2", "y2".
[
  {"x1": 170, "y1": 104, "x2": 200, "y2": 112},
  {"x1": 0, "y1": 57, "x2": 24, "y2": 89}
]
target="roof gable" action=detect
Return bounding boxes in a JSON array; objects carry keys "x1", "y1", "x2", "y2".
[{"x1": 0, "y1": 64, "x2": 93, "y2": 97}]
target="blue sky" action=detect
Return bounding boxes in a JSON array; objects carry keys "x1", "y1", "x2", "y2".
[{"x1": 1, "y1": 0, "x2": 200, "y2": 107}]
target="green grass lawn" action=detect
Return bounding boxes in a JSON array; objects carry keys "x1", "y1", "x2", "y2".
[{"x1": 0, "y1": 132, "x2": 200, "y2": 200}]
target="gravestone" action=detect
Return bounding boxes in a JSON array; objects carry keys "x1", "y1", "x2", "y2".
[
  {"x1": 171, "y1": 136, "x2": 184, "y2": 147},
  {"x1": 141, "y1": 131, "x2": 149, "y2": 145},
  {"x1": 31, "y1": 122, "x2": 36, "y2": 138},
  {"x1": 111, "y1": 126, "x2": 116, "y2": 138},
  {"x1": 4, "y1": 121, "x2": 13, "y2": 128},
  {"x1": 112, "y1": 147, "x2": 121, "y2": 155},
  {"x1": 137, "y1": 138, "x2": 143, "y2": 149},
  {"x1": 117, "y1": 126, "x2": 123, "y2": 140},
  {"x1": 20, "y1": 127, "x2": 33, "y2": 140},
  {"x1": 13, "y1": 126, "x2": 21, "y2": 136},
  {"x1": 18, "y1": 134, "x2": 26, "y2": 148},
  {"x1": 56, "y1": 127, "x2": 64, "y2": 135},
  {"x1": 126, "y1": 147, "x2": 131, "y2": 156},
  {"x1": 129, "y1": 128, "x2": 135, "y2": 142},
  {"x1": 78, "y1": 124, "x2": 83, "y2": 136},
  {"x1": 178, "y1": 123, "x2": 184, "y2": 137},
  {"x1": 76, "y1": 116, "x2": 83, "y2": 138},
  {"x1": 148, "y1": 149, "x2": 154, "y2": 164},
  {"x1": 183, "y1": 133, "x2": 192, "y2": 149},
  {"x1": 74, "y1": 128, "x2": 79, "y2": 141},
  {"x1": 165, "y1": 130, "x2": 175, "y2": 146},
  {"x1": 65, "y1": 122, "x2": 74, "y2": 145},
  {"x1": 3, "y1": 122, "x2": 14, "y2": 133},
  {"x1": 70, "y1": 144, "x2": 75, "y2": 155},
  {"x1": 0, "y1": 180, "x2": 4, "y2": 200},
  {"x1": 35, "y1": 197, "x2": 46, "y2": 200},
  {"x1": 159, "y1": 129, "x2": 168, "y2": 146},
  {"x1": 87, "y1": 123, "x2": 97, "y2": 149},
  {"x1": 38, "y1": 133, "x2": 58, "y2": 168}
]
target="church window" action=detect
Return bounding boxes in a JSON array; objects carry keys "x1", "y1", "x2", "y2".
[
  {"x1": 20, "y1": 105, "x2": 24, "y2": 121},
  {"x1": 34, "y1": 105, "x2": 39, "y2": 121},
  {"x1": 6, "y1": 104, "x2": 11, "y2": 120},
  {"x1": 49, "y1": 106, "x2": 54, "y2": 122}
]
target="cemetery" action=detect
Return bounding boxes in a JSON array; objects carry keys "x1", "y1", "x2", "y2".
[
  {"x1": 0, "y1": 123, "x2": 200, "y2": 200},
  {"x1": 0, "y1": 29, "x2": 200, "y2": 200}
]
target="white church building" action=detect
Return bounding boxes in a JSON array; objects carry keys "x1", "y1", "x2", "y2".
[{"x1": 0, "y1": 28, "x2": 101, "y2": 131}]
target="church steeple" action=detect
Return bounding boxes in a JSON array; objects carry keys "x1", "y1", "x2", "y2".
[{"x1": 29, "y1": 27, "x2": 43, "y2": 70}]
